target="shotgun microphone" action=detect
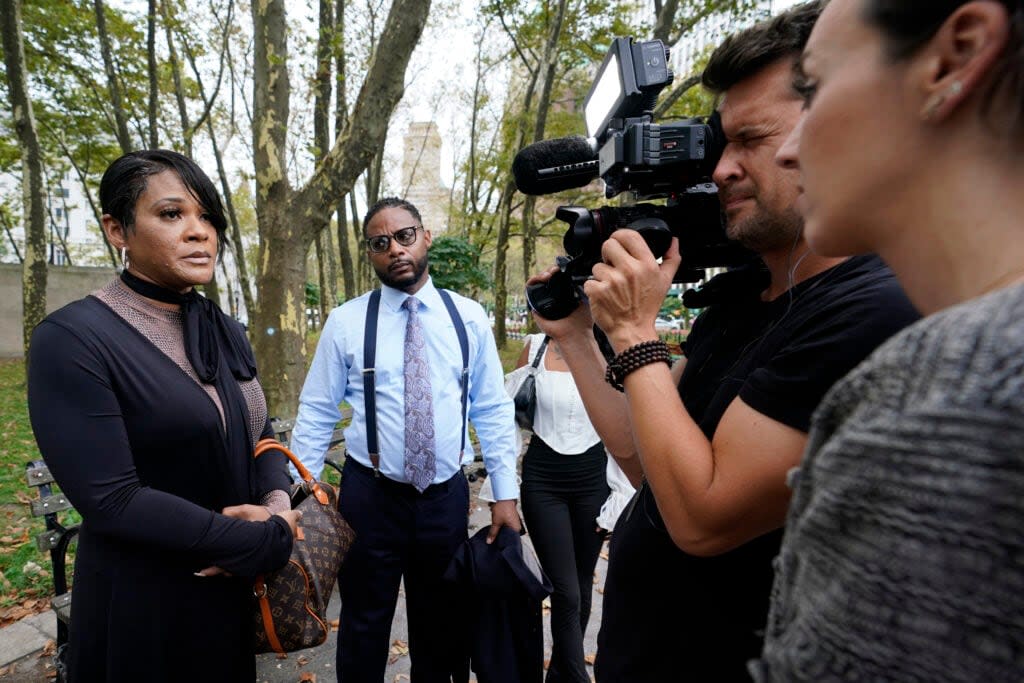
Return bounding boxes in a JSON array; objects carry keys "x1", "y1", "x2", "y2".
[{"x1": 512, "y1": 136, "x2": 600, "y2": 196}]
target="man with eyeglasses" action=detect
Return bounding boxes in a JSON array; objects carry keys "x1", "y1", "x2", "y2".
[{"x1": 291, "y1": 197, "x2": 522, "y2": 682}]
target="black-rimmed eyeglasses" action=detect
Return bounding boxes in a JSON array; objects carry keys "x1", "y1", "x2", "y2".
[{"x1": 365, "y1": 226, "x2": 424, "y2": 254}]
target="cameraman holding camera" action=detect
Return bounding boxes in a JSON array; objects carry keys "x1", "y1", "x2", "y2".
[{"x1": 528, "y1": 3, "x2": 918, "y2": 680}]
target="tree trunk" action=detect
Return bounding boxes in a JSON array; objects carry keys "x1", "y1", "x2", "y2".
[
  {"x1": 251, "y1": 0, "x2": 431, "y2": 417},
  {"x1": 254, "y1": 227, "x2": 308, "y2": 417},
  {"x1": 251, "y1": 0, "x2": 296, "y2": 413},
  {"x1": 652, "y1": 0, "x2": 680, "y2": 43},
  {"x1": 492, "y1": 181, "x2": 515, "y2": 348},
  {"x1": 315, "y1": 233, "x2": 328, "y2": 326},
  {"x1": 207, "y1": 116, "x2": 257, "y2": 320},
  {"x1": 334, "y1": 0, "x2": 355, "y2": 301},
  {"x1": 313, "y1": 0, "x2": 337, "y2": 313},
  {"x1": 1, "y1": 0, "x2": 48, "y2": 358},
  {"x1": 350, "y1": 192, "x2": 368, "y2": 292},
  {"x1": 324, "y1": 224, "x2": 337, "y2": 308},
  {"x1": 336, "y1": 200, "x2": 354, "y2": 300},
  {"x1": 203, "y1": 271, "x2": 222, "y2": 307},
  {"x1": 94, "y1": 0, "x2": 133, "y2": 153},
  {"x1": 0, "y1": 206, "x2": 24, "y2": 262},
  {"x1": 147, "y1": 0, "x2": 159, "y2": 147},
  {"x1": 219, "y1": 257, "x2": 236, "y2": 318},
  {"x1": 522, "y1": 0, "x2": 568, "y2": 284},
  {"x1": 162, "y1": 0, "x2": 192, "y2": 156}
]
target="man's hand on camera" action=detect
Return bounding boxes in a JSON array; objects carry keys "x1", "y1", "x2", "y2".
[{"x1": 584, "y1": 232, "x2": 680, "y2": 352}]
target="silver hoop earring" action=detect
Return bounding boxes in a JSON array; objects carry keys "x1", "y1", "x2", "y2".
[{"x1": 121, "y1": 246, "x2": 129, "y2": 270}]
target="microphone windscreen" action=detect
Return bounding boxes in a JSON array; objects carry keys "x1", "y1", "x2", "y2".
[{"x1": 513, "y1": 136, "x2": 599, "y2": 195}]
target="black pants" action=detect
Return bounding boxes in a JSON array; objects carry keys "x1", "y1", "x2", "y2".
[
  {"x1": 521, "y1": 437, "x2": 609, "y2": 683},
  {"x1": 336, "y1": 458, "x2": 470, "y2": 683}
]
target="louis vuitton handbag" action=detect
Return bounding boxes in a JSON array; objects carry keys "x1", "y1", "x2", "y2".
[{"x1": 252, "y1": 438, "x2": 356, "y2": 654}]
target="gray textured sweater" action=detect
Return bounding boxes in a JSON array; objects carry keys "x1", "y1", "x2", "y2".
[{"x1": 755, "y1": 283, "x2": 1024, "y2": 681}]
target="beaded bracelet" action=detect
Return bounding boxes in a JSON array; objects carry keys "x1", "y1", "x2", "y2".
[{"x1": 604, "y1": 340, "x2": 672, "y2": 392}]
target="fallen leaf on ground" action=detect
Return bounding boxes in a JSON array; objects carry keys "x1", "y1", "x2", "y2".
[
  {"x1": 329, "y1": 618, "x2": 340, "y2": 630},
  {"x1": 393, "y1": 675, "x2": 410, "y2": 682},
  {"x1": 296, "y1": 656, "x2": 310, "y2": 666},
  {"x1": 388, "y1": 638, "x2": 409, "y2": 664},
  {"x1": 585, "y1": 653, "x2": 596, "y2": 665},
  {"x1": 2, "y1": 605, "x2": 32, "y2": 621},
  {"x1": 298, "y1": 673, "x2": 316, "y2": 682},
  {"x1": 599, "y1": 550, "x2": 609, "y2": 560},
  {"x1": 40, "y1": 639, "x2": 56, "y2": 656}
]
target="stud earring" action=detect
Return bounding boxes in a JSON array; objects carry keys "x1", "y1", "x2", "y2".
[{"x1": 922, "y1": 80, "x2": 963, "y2": 121}]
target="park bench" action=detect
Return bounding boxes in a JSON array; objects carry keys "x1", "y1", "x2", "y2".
[
  {"x1": 23, "y1": 459, "x2": 77, "y2": 659},
  {"x1": 269, "y1": 406, "x2": 351, "y2": 474},
  {"x1": 23, "y1": 409, "x2": 352, "y2": 680}
]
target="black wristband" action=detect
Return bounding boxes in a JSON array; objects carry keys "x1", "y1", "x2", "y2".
[{"x1": 604, "y1": 340, "x2": 672, "y2": 392}]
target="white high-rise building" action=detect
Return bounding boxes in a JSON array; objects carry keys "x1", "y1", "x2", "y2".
[
  {"x1": 1, "y1": 170, "x2": 109, "y2": 266},
  {"x1": 401, "y1": 122, "x2": 450, "y2": 234}
]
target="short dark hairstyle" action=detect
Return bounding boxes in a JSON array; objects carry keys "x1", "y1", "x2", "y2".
[
  {"x1": 702, "y1": 1, "x2": 824, "y2": 95},
  {"x1": 99, "y1": 150, "x2": 228, "y2": 240},
  {"x1": 362, "y1": 197, "x2": 423, "y2": 235},
  {"x1": 864, "y1": 0, "x2": 1024, "y2": 132}
]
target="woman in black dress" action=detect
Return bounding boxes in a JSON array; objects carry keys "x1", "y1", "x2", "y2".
[{"x1": 27, "y1": 150, "x2": 299, "y2": 682}]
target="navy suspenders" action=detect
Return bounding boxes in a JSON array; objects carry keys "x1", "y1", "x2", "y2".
[{"x1": 362, "y1": 288, "x2": 470, "y2": 477}]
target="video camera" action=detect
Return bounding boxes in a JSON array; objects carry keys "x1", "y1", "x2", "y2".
[{"x1": 513, "y1": 37, "x2": 755, "y2": 320}]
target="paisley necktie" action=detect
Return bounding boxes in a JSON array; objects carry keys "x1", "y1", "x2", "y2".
[{"x1": 402, "y1": 296, "x2": 436, "y2": 492}]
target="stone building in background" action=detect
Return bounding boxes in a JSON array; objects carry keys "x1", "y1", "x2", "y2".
[{"x1": 401, "y1": 121, "x2": 450, "y2": 234}]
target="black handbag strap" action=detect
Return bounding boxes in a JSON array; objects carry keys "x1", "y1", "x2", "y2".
[
  {"x1": 363, "y1": 289, "x2": 470, "y2": 474},
  {"x1": 530, "y1": 335, "x2": 550, "y2": 370}
]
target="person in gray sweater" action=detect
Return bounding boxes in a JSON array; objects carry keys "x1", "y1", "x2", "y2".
[{"x1": 757, "y1": 0, "x2": 1024, "y2": 680}]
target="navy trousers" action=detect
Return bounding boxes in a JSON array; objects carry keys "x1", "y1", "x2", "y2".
[{"x1": 336, "y1": 458, "x2": 471, "y2": 683}]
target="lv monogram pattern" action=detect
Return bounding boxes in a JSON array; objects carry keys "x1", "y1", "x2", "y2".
[
  {"x1": 403, "y1": 296, "x2": 436, "y2": 492},
  {"x1": 254, "y1": 481, "x2": 356, "y2": 654}
]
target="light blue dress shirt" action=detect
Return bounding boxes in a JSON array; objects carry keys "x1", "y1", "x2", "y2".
[{"x1": 290, "y1": 278, "x2": 520, "y2": 500}]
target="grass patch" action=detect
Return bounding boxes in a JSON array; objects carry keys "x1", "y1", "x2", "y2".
[
  {"x1": 0, "y1": 358, "x2": 64, "y2": 621},
  {"x1": 498, "y1": 337, "x2": 527, "y2": 373}
]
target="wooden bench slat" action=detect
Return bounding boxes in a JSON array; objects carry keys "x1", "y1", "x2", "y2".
[
  {"x1": 270, "y1": 418, "x2": 295, "y2": 434},
  {"x1": 270, "y1": 420, "x2": 348, "y2": 451},
  {"x1": 36, "y1": 530, "x2": 66, "y2": 552},
  {"x1": 31, "y1": 494, "x2": 74, "y2": 517},
  {"x1": 26, "y1": 463, "x2": 54, "y2": 487},
  {"x1": 51, "y1": 593, "x2": 72, "y2": 624}
]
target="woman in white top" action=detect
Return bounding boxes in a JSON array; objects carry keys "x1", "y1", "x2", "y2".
[{"x1": 516, "y1": 332, "x2": 625, "y2": 683}]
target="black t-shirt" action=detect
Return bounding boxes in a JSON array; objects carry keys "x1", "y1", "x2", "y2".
[{"x1": 594, "y1": 255, "x2": 919, "y2": 683}]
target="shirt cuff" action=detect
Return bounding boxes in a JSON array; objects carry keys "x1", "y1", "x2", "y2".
[{"x1": 488, "y1": 471, "x2": 520, "y2": 501}]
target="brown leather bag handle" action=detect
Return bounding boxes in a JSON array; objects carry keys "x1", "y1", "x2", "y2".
[
  {"x1": 252, "y1": 438, "x2": 323, "y2": 655},
  {"x1": 253, "y1": 437, "x2": 329, "y2": 505}
]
